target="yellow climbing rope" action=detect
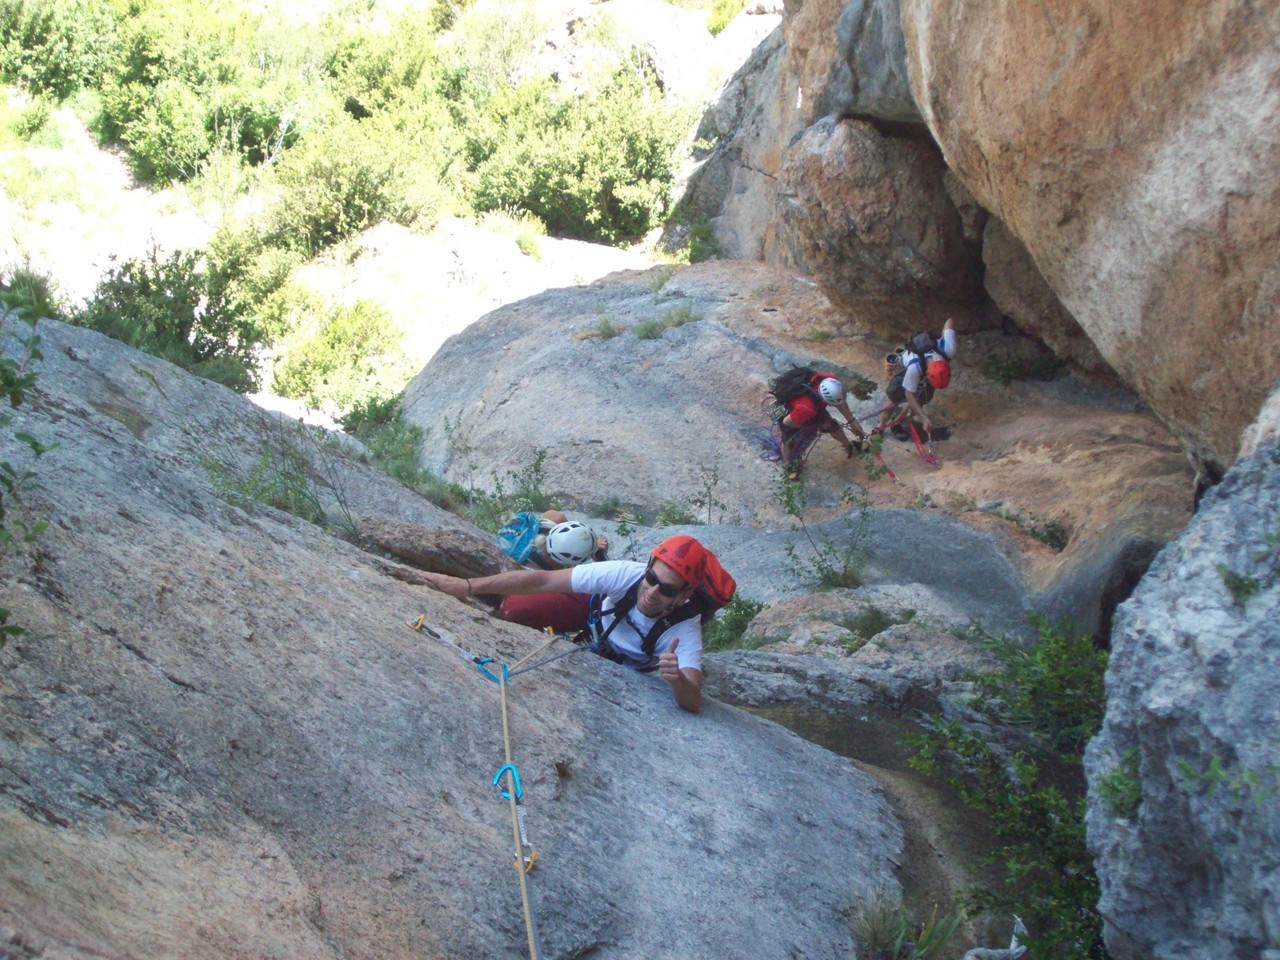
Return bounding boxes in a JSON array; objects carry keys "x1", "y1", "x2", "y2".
[
  {"x1": 406, "y1": 614, "x2": 559, "y2": 959},
  {"x1": 508, "y1": 630, "x2": 562, "y2": 673},
  {"x1": 498, "y1": 669, "x2": 542, "y2": 960}
]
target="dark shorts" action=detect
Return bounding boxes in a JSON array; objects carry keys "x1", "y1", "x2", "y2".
[
  {"x1": 499, "y1": 592, "x2": 592, "y2": 633},
  {"x1": 886, "y1": 370, "x2": 933, "y2": 406}
]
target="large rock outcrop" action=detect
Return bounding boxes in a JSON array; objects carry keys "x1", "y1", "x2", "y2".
[
  {"x1": 401, "y1": 258, "x2": 1192, "y2": 635},
  {"x1": 1084, "y1": 388, "x2": 1280, "y2": 959},
  {"x1": 0, "y1": 319, "x2": 902, "y2": 959},
  {"x1": 784, "y1": 0, "x2": 920, "y2": 125},
  {"x1": 679, "y1": 24, "x2": 800, "y2": 259},
  {"x1": 765, "y1": 116, "x2": 982, "y2": 318},
  {"x1": 901, "y1": 0, "x2": 1280, "y2": 472},
  {"x1": 682, "y1": 0, "x2": 988, "y2": 310}
]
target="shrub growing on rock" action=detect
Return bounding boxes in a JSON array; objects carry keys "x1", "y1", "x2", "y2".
[
  {"x1": 75, "y1": 246, "x2": 262, "y2": 392},
  {"x1": 906, "y1": 617, "x2": 1108, "y2": 959}
]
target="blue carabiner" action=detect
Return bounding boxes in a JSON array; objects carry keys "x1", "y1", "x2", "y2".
[
  {"x1": 475, "y1": 657, "x2": 509, "y2": 684},
  {"x1": 493, "y1": 763, "x2": 522, "y2": 800}
]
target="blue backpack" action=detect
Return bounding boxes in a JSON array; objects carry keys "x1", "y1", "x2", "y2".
[{"x1": 496, "y1": 512, "x2": 543, "y2": 564}]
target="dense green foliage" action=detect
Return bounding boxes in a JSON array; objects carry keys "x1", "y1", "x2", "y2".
[
  {"x1": 2, "y1": 0, "x2": 696, "y2": 408},
  {"x1": 463, "y1": 66, "x2": 687, "y2": 243},
  {"x1": 906, "y1": 617, "x2": 1109, "y2": 959},
  {"x1": 0, "y1": 0, "x2": 119, "y2": 101},
  {"x1": 0, "y1": 0, "x2": 687, "y2": 242},
  {"x1": 273, "y1": 300, "x2": 410, "y2": 413}
]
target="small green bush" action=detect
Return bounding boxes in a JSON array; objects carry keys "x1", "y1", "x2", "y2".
[
  {"x1": 655, "y1": 500, "x2": 696, "y2": 525},
  {"x1": 463, "y1": 449, "x2": 552, "y2": 533},
  {"x1": 774, "y1": 478, "x2": 870, "y2": 590},
  {"x1": 268, "y1": 120, "x2": 418, "y2": 256},
  {"x1": 14, "y1": 98, "x2": 50, "y2": 139},
  {"x1": 702, "y1": 593, "x2": 765, "y2": 652},
  {"x1": 1215, "y1": 526, "x2": 1280, "y2": 606},
  {"x1": 0, "y1": 265, "x2": 62, "y2": 322},
  {"x1": 207, "y1": 441, "x2": 327, "y2": 526},
  {"x1": 687, "y1": 219, "x2": 719, "y2": 262},
  {"x1": 1096, "y1": 749, "x2": 1142, "y2": 819},
  {"x1": 515, "y1": 233, "x2": 543, "y2": 259},
  {"x1": 850, "y1": 894, "x2": 961, "y2": 960},
  {"x1": 634, "y1": 319, "x2": 665, "y2": 340},
  {"x1": 838, "y1": 606, "x2": 913, "y2": 644},
  {"x1": 75, "y1": 246, "x2": 261, "y2": 391},
  {"x1": 339, "y1": 399, "x2": 469, "y2": 512},
  {"x1": 649, "y1": 264, "x2": 676, "y2": 292},
  {"x1": 970, "y1": 615, "x2": 1107, "y2": 755},
  {"x1": 123, "y1": 76, "x2": 212, "y2": 182},
  {"x1": 272, "y1": 300, "x2": 409, "y2": 416},
  {"x1": 661, "y1": 302, "x2": 697, "y2": 326},
  {"x1": 707, "y1": 0, "x2": 748, "y2": 36},
  {"x1": 586, "y1": 316, "x2": 621, "y2": 340}
]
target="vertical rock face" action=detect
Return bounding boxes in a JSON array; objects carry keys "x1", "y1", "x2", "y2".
[
  {"x1": 766, "y1": 116, "x2": 981, "y2": 316},
  {"x1": 981, "y1": 216, "x2": 1115, "y2": 379},
  {"x1": 0, "y1": 320, "x2": 904, "y2": 960},
  {"x1": 683, "y1": 24, "x2": 803, "y2": 259},
  {"x1": 1084, "y1": 390, "x2": 1280, "y2": 959},
  {"x1": 785, "y1": 0, "x2": 921, "y2": 124},
  {"x1": 900, "y1": 0, "x2": 1280, "y2": 472}
]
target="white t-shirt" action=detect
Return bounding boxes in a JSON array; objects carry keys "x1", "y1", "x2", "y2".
[
  {"x1": 901, "y1": 327, "x2": 957, "y2": 395},
  {"x1": 570, "y1": 561, "x2": 703, "y2": 672}
]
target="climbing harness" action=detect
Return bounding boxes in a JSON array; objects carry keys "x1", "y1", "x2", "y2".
[{"x1": 407, "y1": 615, "x2": 587, "y2": 960}]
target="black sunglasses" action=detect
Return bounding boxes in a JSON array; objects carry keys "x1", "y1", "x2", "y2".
[{"x1": 643, "y1": 566, "x2": 686, "y2": 598}]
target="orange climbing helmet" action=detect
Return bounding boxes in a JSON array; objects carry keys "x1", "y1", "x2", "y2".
[
  {"x1": 650, "y1": 535, "x2": 737, "y2": 612},
  {"x1": 927, "y1": 358, "x2": 952, "y2": 389}
]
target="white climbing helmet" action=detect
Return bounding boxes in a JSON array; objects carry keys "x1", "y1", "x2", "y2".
[
  {"x1": 545, "y1": 521, "x2": 596, "y2": 567},
  {"x1": 817, "y1": 377, "x2": 845, "y2": 404}
]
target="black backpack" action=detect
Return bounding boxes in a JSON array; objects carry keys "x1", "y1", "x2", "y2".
[
  {"x1": 906, "y1": 333, "x2": 937, "y2": 357},
  {"x1": 769, "y1": 365, "x2": 819, "y2": 404}
]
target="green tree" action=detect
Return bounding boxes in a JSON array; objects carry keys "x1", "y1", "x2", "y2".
[
  {"x1": 906, "y1": 618, "x2": 1109, "y2": 958},
  {"x1": 0, "y1": 0, "x2": 120, "y2": 100},
  {"x1": 267, "y1": 117, "x2": 418, "y2": 256},
  {"x1": 465, "y1": 63, "x2": 687, "y2": 243}
]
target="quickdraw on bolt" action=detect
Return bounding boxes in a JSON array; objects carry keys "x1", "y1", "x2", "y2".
[
  {"x1": 475, "y1": 657, "x2": 509, "y2": 684},
  {"x1": 494, "y1": 763, "x2": 523, "y2": 800}
]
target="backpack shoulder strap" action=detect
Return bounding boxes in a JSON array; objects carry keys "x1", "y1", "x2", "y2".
[
  {"x1": 640, "y1": 599, "x2": 703, "y2": 657},
  {"x1": 594, "y1": 576, "x2": 642, "y2": 649}
]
